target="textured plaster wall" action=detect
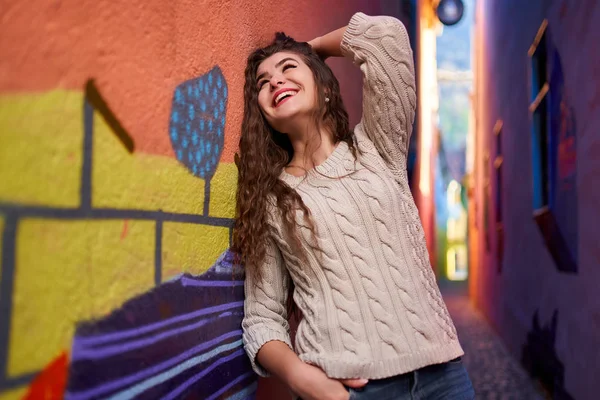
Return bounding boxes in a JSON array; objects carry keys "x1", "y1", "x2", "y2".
[
  {"x1": 471, "y1": 1, "x2": 600, "y2": 399},
  {"x1": 0, "y1": 1, "x2": 411, "y2": 399}
]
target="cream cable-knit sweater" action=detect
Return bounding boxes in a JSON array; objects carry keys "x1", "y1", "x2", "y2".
[{"x1": 242, "y1": 12, "x2": 464, "y2": 380}]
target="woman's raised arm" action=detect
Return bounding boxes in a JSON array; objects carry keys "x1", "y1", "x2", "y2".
[{"x1": 310, "y1": 13, "x2": 416, "y2": 173}]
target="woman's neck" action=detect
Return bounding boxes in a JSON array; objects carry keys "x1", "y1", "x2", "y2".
[{"x1": 286, "y1": 131, "x2": 337, "y2": 175}]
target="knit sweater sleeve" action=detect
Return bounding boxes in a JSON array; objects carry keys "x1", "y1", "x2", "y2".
[
  {"x1": 242, "y1": 235, "x2": 293, "y2": 377},
  {"x1": 341, "y1": 12, "x2": 416, "y2": 171}
]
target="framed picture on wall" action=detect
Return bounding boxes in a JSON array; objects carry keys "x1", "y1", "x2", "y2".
[
  {"x1": 483, "y1": 150, "x2": 490, "y2": 253},
  {"x1": 493, "y1": 120, "x2": 504, "y2": 270}
]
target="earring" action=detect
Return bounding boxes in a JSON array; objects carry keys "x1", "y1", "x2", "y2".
[{"x1": 325, "y1": 97, "x2": 330, "y2": 103}]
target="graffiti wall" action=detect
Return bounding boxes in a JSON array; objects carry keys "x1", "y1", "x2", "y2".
[{"x1": 0, "y1": 1, "x2": 411, "y2": 398}]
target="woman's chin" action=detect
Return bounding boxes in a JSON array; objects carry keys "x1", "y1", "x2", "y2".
[
  {"x1": 273, "y1": 104, "x2": 313, "y2": 122},
  {"x1": 270, "y1": 112, "x2": 298, "y2": 129}
]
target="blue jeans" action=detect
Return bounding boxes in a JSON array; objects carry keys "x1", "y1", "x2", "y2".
[{"x1": 347, "y1": 357, "x2": 474, "y2": 400}]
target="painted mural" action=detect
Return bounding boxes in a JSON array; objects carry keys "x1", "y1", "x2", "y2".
[
  {"x1": 0, "y1": 65, "x2": 247, "y2": 398},
  {"x1": 521, "y1": 310, "x2": 574, "y2": 400}
]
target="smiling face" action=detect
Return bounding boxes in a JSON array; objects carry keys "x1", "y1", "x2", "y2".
[{"x1": 255, "y1": 51, "x2": 318, "y2": 133}]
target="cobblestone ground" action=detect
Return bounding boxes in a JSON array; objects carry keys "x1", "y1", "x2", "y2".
[{"x1": 440, "y1": 281, "x2": 547, "y2": 400}]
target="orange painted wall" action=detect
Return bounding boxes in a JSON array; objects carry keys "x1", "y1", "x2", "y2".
[{"x1": 1, "y1": 0, "x2": 409, "y2": 161}]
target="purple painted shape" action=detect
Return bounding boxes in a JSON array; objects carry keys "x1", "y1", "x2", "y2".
[
  {"x1": 205, "y1": 372, "x2": 254, "y2": 400},
  {"x1": 181, "y1": 276, "x2": 244, "y2": 287},
  {"x1": 162, "y1": 349, "x2": 246, "y2": 400},
  {"x1": 548, "y1": 48, "x2": 578, "y2": 265},
  {"x1": 66, "y1": 330, "x2": 242, "y2": 400},
  {"x1": 72, "y1": 310, "x2": 242, "y2": 361},
  {"x1": 67, "y1": 248, "x2": 255, "y2": 399},
  {"x1": 74, "y1": 301, "x2": 243, "y2": 347}
]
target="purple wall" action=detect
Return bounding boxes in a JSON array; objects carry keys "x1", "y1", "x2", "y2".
[{"x1": 471, "y1": 1, "x2": 600, "y2": 399}]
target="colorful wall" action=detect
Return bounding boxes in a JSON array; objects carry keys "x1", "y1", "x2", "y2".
[
  {"x1": 0, "y1": 1, "x2": 412, "y2": 399},
  {"x1": 469, "y1": 1, "x2": 600, "y2": 399}
]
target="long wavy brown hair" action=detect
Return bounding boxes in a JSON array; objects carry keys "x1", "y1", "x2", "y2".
[{"x1": 232, "y1": 33, "x2": 356, "y2": 280}]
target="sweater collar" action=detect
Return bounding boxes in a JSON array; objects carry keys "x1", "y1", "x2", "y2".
[{"x1": 279, "y1": 141, "x2": 350, "y2": 187}]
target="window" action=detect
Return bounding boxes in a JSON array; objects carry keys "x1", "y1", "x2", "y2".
[
  {"x1": 528, "y1": 20, "x2": 578, "y2": 273},
  {"x1": 483, "y1": 150, "x2": 490, "y2": 252},
  {"x1": 529, "y1": 21, "x2": 550, "y2": 210},
  {"x1": 493, "y1": 120, "x2": 504, "y2": 269}
]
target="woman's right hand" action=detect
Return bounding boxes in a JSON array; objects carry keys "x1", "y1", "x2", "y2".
[
  {"x1": 288, "y1": 362, "x2": 368, "y2": 400},
  {"x1": 254, "y1": 341, "x2": 367, "y2": 399}
]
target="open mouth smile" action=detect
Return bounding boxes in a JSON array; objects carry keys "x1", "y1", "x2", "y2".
[{"x1": 273, "y1": 89, "x2": 299, "y2": 107}]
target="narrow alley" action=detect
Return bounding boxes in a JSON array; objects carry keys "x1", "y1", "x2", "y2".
[{"x1": 441, "y1": 282, "x2": 545, "y2": 400}]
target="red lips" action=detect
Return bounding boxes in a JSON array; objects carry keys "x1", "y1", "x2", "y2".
[{"x1": 272, "y1": 88, "x2": 298, "y2": 107}]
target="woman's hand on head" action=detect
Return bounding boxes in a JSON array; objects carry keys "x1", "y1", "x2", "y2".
[
  {"x1": 306, "y1": 26, "x2": 346, "y2": 60},
  {"x1": 307, "y1": 37, "x2": 327, "y2": 60},
  {"x1": 288, "y1": 362, "x2": 367, "y2": 400},
  {"x1": 307, "y1": 37, "x2": 321, "y2": 50}
]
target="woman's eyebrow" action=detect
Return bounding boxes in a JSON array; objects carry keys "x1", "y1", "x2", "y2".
[{"x1": 256, "y1": 57, "x2": 298, "y2": 83}]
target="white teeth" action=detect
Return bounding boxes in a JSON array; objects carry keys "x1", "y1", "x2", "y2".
[{"x1": 275, "y1": 90, "x2": 297, "y2": 105}]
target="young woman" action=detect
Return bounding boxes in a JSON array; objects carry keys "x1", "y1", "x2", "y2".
[{"x1": 233, "y1": 12, "x2": 474, "y2": 400}]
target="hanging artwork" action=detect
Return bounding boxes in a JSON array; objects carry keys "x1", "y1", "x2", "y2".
[{"x1": 493, "y1": 120, "x2": 504, "y2": 270}]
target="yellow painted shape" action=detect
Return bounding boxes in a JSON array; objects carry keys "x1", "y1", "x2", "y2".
[
  {"x1": 92, "y1": 109, "x2": 206, "y2": 214},
  {"x1": 0, "y1": 386, "x2": 27, "y2": 400},
  {"x1": 208, "y1": 162, "x2": 237, "y2": 219},
  {"x1": 161, "y1": 223, "x2": 230, "y2": 281},
  {"x1": 0, "y1": 91, "x2": 83, "y2": 207},
  {"x1": 9, "y1": 219, "x2": 155, "y2": 376}
]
